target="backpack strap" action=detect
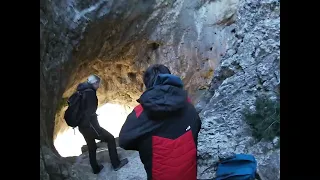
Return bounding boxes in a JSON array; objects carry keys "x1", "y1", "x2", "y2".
[
  {"x1": 83, "y1": 88, "x2": 95, "y2": 92},
  {"x1": 77, "y1": 88, "x2": 96, "y2": 122},
  {"x1": 80, "y1": 88, "x2": 94, "y2": 104},
  {"x1": 80, "y1": 88, "x2": 95, "y2": 99}
]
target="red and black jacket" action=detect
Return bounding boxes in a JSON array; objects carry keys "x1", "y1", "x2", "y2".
[{"x1": 119, "y1": 74, "x2": 201, "y2": 180}]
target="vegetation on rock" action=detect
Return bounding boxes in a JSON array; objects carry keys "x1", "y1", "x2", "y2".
[
  {"x1": 242, "y1": 96, "x2": 280, "y2": 143},
  {"x1": 57, "y1": 97, "x2": 68, "y2": 112}
]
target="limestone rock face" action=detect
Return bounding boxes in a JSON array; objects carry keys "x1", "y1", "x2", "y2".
[
  {"x1": 51, "y1": 0, "x2": 240, "y2": 141},
  {"x1": 62, "y1": 0, "x2": 240, "y2": 107},
  {"x1": 196, "y1": 0, "x2": 280, "y2": 179}
]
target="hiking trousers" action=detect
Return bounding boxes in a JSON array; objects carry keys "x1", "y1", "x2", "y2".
[{"x1": 79, "y1": 124, "x2": 121, "y2": 172}]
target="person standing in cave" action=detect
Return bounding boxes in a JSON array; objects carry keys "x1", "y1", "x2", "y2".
[
  {"x1": 77, "y1": 74, "x2": 128, "y2": 174},
  {"x1": 119, "y1": 64, "x2": 201, "y2": 180}
]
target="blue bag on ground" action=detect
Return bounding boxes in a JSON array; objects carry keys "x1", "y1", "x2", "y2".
[{"x1": 216, "y1": 154, "x2": 257, "y2": 180}]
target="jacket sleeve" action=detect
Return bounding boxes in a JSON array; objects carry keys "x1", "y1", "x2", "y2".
[
  {"x1": 119, "y1": 111, "x2": 145, "y2": 151},
  {"x1": 81, "y1": 90, "x2": 98, "y2": 127}
]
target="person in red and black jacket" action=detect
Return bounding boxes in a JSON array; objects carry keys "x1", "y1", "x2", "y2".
[{"x1": 119, "y1": 64, "x2": 201, "y2": 180}]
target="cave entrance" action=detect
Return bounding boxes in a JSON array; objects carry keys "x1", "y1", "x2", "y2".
[
  {"x1": 54, "y1": 103, "x2": 133, "y2": 157},
  {"x1": 52, "y1": 59, "x2": 144, "y2": 157}
]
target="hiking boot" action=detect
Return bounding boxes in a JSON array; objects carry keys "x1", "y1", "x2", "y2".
[
  {"x1": 93, "y1": 164, "x2": 104, "y2": 174},
  {"x1": 114, "y1": 158, "x2": 128, "y2": 171}
]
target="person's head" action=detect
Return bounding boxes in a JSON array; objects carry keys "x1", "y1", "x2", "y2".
[
  {"x1": 87, "y1": 74, "x2": 101, "y2": 90},
  {"x1": 143, "y1": 64, "x2": 171, "y2": 89}
]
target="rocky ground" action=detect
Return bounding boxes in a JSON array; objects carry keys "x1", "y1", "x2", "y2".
[{"x1": 71, "y1": 147, "x2": 146, "y2": 180}]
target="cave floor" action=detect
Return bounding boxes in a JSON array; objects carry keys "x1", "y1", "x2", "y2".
[{"x1": 67, "y1": 147, "x2": 146, "y2": 180}]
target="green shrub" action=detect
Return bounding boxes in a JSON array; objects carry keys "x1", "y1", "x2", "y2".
[
  {"x1": 241, "y1": 96, "x2": 280, "y2": 142},
  {"x1": 57, "y1": 97, "x2": 68, "y2": 112}
]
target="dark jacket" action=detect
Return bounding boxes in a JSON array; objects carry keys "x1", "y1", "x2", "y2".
[
  {"x1": 76, "y1": 82, "x2": 100, "y2": 129},
  {"x1": 119, "y1": 74, "x2": 201, "y2": 180}
]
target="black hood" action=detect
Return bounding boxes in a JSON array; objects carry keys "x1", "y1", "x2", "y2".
[
  {"x1": 138, "y1": 74, "x2": 188, "y2": 118},
  {"x1": 76, "y1": 82, "x2": 95, "y2": 91}
]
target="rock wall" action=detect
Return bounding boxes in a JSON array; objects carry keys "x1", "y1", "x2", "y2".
[
  {"x1": 40, "y1": 0, "x2": 280, "y2": 179},
  {"x1": 53, "y1": 0, "x2": 239, "y2": 139},
  {"x1": 61, "y1": 0, "x2": 240, "y2": 105},
  {"x1": 196, "y1": 0, "x2": 280, "y2": 179}
]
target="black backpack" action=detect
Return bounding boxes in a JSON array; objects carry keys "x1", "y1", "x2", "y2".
[{"x1": 64, "y1": 89, "x2": 92, "y2": 128}]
